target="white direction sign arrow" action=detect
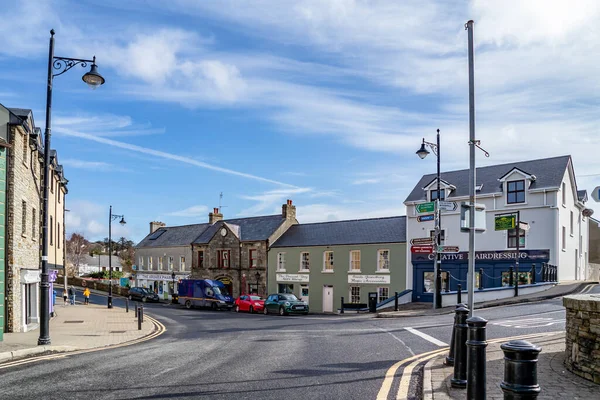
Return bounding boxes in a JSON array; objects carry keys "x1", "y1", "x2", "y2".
[{"x1": 438, "y1": 201, "x2": 457, "y2": 212}]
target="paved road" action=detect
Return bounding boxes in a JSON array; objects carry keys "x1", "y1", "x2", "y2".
[{"x1": 0, "y1": 285, "x2": 593, "y2": 400}]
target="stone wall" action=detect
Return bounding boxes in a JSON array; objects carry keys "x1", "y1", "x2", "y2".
[
  {"x1": 67, "y1": 276, "x2": 130, "y2": 297},
  {"x1": 563, "y1": 294, "x2": 600, "y2": 384}
]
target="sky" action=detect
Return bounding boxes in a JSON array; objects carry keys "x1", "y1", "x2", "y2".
[{"x1": 1, "y1": 0, "x2": 600, "y2": 243}]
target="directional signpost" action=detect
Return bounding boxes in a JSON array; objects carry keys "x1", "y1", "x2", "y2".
[
  {"x1": 592, "y1": 186, "x2": 600, "y2": 202},
  {"x1": 417, "y1": 214, "x2": 434, "y2": 222},
  {"x1": 438, "y1": 201, "x2": 458, "y2": 212},
  {"x1": 416, "y1": 202, "x2": 435, "y2": 214},
  {"x1": 410, "y1": 237, "x2": 434, "y2": 246},
  {"x1": 438, "y1": 245, "x2": 460, "y2": 254},
  {"x1": 411, "y1": 245, "x2": 434, "y2": 254}
]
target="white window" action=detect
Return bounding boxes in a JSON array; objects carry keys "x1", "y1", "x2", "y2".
[
  {"x1": 148, "y1": 257, "x2": 153, "y2": 270},
  {"x1": 350, "y1": 286, "x2": 360, "y2": 303},
  {"x1": 139, "y1": 256, "x2": 144, "y2": 268},
  {"x1": 300, "y1": 252, "x2": 310, "y2": 271},
  {"x1": 277, "y1": 253, "x2": 286, "y2": 271},
  {"x1": 377, "y1": 250, "x2": 390, "y2": 271},
  {"x1": 180, "y1": 256, "x2": 186, "y2": 271},
  {"x1": 378, "y1": 287, "x2": 389, "y2": 303},
  {"x1": 158, "y1": 257, "x2": 163, "y2": 270},
  {"x1": 323, "y1": 251, "x2": 334, "y2": 272},
  {"x1": 349, "y1": 250, "x2": 361, "y2": 272},
  {"x1": 562, "y1": 182, "x2": 566, "y2": 206},
  {"x1": 168, "y1": 256, "x2": 174, "y2": 270},
  {"x1": 570, "y1": 211, "x2": 574, "y2": 236},
  {"x1": 562, "y1": 226, "x2": 566, "y2": 251}
]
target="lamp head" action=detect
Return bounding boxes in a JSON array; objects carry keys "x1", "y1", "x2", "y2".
[
  {"x1": 82, "y1": 57, "x2": 105, "y2": 89},
  {"x1": 119, "y1": 216, "x2": 126, "y2": 225},
  {"x1": 255, "y1": 271, "x2": 260, "y2": 280},
  {"x1": 172, "y1": 271, "x2": 176, "y2": 279},
  {"x1": 416, "y1": 139, "x2": 430, "y2": 159}
]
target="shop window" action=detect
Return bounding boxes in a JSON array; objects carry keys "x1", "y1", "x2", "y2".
[
  {"x1": 278, "y1": 283, "x2": 293, "y2": 294},
  {"x1": 378, "y1": 287, "x2": 389, "y2": 303},
  {"x1": 349, "y1": 250, "x2": 360, "y2": 272},
  {"x1": 300, "y1": 252, "x2": 310, "y2": 271},
  {"x1": 249, "y1": 249, "x2": 257, "y2": 268},
  {"x1": 217, "y1": 250, "x2": 230, "y2": 268},
  {"x1": 423, "y1": 272, "x2": 434, "y2": 293},
  {"x1": 377, "y1": 250, "x2": 389, "y2": 271},
  {"x1": 350, "y1": 286, "x2": 360, "y2": 303}
]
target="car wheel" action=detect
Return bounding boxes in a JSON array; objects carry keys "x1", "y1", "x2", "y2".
[
  {"x1": 211, "y1": 302, "x2": 218, "y2": 311},
  {"x1": 249, "y1": 306, "x2": 254, "y2": 314},
  {"x1": 263, "y1": 307, "x2": 268, "y2": 315},
  {"x1": 142, "y1": 297, "x2": 147, "y2": 303},
  {"x1": 128, "y1": 295, "x2": 133, "y2": 301},
  {"x1": 235, "y1": 305, "x2": 240, "y2": 313},
  {"x1": 185, "y1": 300, "x2": 192, "y2": 309},
  {"x1": 303, "y1": 312, "x2": 308, "y2": 315},
  {"x1": 279, "y1": 306, "x2": 286, "y2": 316}
]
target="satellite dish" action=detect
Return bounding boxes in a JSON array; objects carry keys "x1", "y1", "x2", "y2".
[{"x1": 582, "y1": 208, "x2": 594, "y2": 217}]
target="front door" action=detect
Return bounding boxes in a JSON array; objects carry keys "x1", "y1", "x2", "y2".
[
  {"x1": 300, "y1": 285, "x2": 309, "y2": 304},
  {"x1": 322, "y1": 285, "x2": 333, "y2": 313}
]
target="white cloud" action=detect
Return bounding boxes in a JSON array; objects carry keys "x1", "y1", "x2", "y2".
[
  {"x1": 167, "y1": 205, "x2": 209, "y2": 217},
  {"x1": 352, "y1": 178, "x2": 381, "y2": 185},
  {"x1": 296, "y1": 203, "x2": 405, "y2": 224},
  {"x1": 238, "y1": 188, "x2": 313, "y2": 216},
  {"x1": 65, "y1": 199, "x2": 130, "y2": 240},
  {"x1": 54, "y1": 114, "x2": 165, "y2": 138},
  {"x1": 60, "y1": 159, "x2": 132, "y2": 172}
]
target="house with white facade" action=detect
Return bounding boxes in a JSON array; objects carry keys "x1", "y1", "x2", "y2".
[{"x1": 404, "y1": 155, "x2": 591, "y2": 303}]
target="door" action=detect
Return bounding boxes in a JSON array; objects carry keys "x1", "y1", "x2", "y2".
[
  {"x1": 322, "y1": 285, "x2": 333, "y2": 313},
  {"x1": 300, "y1": 285, "x2": 309, "y2": 304}
]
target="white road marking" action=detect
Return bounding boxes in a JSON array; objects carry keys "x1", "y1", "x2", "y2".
[
  {"x1": 491, "y1": 317, "x2": 565, "y2": 329},
  {"x1": 377, "y1": 327, "x2": 415, "y2": 356},
  {"x1": 405, "y1": 327, "x2": 447, "y2": 346}
]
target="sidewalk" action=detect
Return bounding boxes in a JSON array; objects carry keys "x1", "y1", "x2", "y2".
[
  {"x1": 0, "y1": 303, "x2": 156, "y2": 364},
  {"x1": 423, "y1": 332, "x2": 599, "y2": 399},
  {"x1": 378, "y1": 280, "x2": 596, "y2": 318}
]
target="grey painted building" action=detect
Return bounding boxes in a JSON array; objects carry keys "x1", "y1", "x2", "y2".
[{"x1": 269, "y1": 216, "x2": 407, "y2": 313}]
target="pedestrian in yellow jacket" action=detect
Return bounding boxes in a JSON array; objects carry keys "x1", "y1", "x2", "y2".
[{"x1": 83, "y1": 288, "x2": 91, "y2": 305}]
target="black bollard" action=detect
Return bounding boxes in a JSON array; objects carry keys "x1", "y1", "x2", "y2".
[
  {"x1": 125, "y1": 298, "x2": 129, "y2": 313},
  {"x1": 444, "y1": 273, "x2": 450, "y2": 292},
  {"x1": 140, "y1": 304, "x2": 144, "y2": 323},
  {"x1": 530, "y1": 264, "x2": 536, "y2": 284},
  {"x1": 134, "y1": 303, "x2": 138, "y2": 318},
  {"x1": 137, "y1": 306, "x2": 142, "y2": 330},
  {"x1": 542, "y1": 263, "x2": 547, "y2": 282},
  {"x1": 509, "y1": 267, "x2": 514, "y2": 286},
  {"x1": 457, "y1": 284, "x2": 462, "y2": 304},
  {"x1": 467, "y1": 316, "x2": 488, "y2": 400},
  {"x1": 394, "y1": 292, "x2": 399, "y2": 311},
  {"x1": 450, "y1": 306, "x2": 469, "y2": 388},
  {"x1": 500, "y1": 340, "x2": 542, "y2": 399},
  {"x1": 340, "y1": 297, "x2": 344, "y2": 314},
  {"x1": 553, "y1": 265, "x2": 557, "y2": 282},
  {"x1": 446, "y1": 303, "x2": 467, "y2": 366},
  {"x1": 479, "y1": 268, "x2": 484, "y2": 290}
]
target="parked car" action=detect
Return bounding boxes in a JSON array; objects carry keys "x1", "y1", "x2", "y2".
[
  {"x1": 263, "y1": 293, "x2": 309, "y2": 316},
  {"x1": 128, "y1": 287, "x2": 160, "y2": 303},
  {"x1": 178, "y1": 279, "x2": 234, "y2": 310},
  {"x1": 235, "y1": 295, "x2": 265, "y2": 313}
]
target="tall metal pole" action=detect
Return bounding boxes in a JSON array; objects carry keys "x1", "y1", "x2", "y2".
[
  {"x1": 38, "y1": 30, "x2": 55, "y2": 346},
  {"x1": 515, "y1": 211, "x2": 520, "y2": 297},
  {"x1": 466, "y1": 20, "x2": 476, "y2": 318},
  {"x1": 108, "y1": 205, "x2": 113, "y2": 308},
  {"x1": 435, "y1": 129, "x2": 442, "y2": 308}
]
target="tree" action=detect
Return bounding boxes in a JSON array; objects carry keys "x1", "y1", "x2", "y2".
[{"x1": 66, "y1": 232, "x2": 91, "y2": 276}]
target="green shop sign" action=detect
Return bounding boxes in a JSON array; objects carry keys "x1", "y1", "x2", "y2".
[{"x1": 495, "y1": 215, "x2": 516, "y2": 231}]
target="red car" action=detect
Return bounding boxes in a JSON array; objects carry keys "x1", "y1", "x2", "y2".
[{"x1": 234, "y1": 295, "x2": 265, "y2": 313}]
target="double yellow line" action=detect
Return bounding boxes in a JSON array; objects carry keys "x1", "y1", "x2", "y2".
[
  {"x1": 0, "y1": 315, "x2": 166, "y2": 370},
  {"x1": 377, "y1": 330, "x2": 563, "y2": 400}
]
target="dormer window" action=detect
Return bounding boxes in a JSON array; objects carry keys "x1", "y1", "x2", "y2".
[
  {"x1": 507, "y1": 180, "x2": 525, "y2": 204},
  {"x1": 430, "y1": 189, "x2": 445, "y2": 201}
]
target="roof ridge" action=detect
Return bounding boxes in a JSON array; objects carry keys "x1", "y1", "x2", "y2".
[
  {"x1": 289, "y1": 215, "x2": 406, "y2": 227},
  {"x1": 223, "y1": 214, "x2": 282, "y2": 222},
  {"x1": 159, "y1": 222, "x2": 212, "y2": 229}
]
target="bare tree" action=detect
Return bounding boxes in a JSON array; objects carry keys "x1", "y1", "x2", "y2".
[{"x1": 66, "y1": 232, "x2": 90, "y2": 276}]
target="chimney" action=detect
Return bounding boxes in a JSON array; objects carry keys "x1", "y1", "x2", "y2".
[
  {"x1": 209, "y1": 207, "x2": 223, "y2": 224},
  {"x1": 282, "y1": 199, "x2": 296, "y2": 220},
  {"x1": 150, "y1": 221, "x2": 166, "y2": 234}
]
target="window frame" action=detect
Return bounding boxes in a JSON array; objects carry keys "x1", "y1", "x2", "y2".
[
  {"x1": 562, "y1": 226, "x2": 567, "y2": 251},
  {"x1": 377, "y1": 287, "x2": 389, "y2": 303},
  {"x1": 168, "y1": 256, "x2": 174, "y2": 270},
  {"x1": 377, "y1": 249, "x2": 390, "y2": 272},
  {"x1": 249, "y1": 249, "x2": 257, "y2": 268},
  {"x1": 506, "y1": 179, "x2": 525, "y2": 204},
  {"x1": 323, "y1": 251, "x2": 334, "y2": 272},
  {"x1": 430, "y1": 189, "x2": 446, "y2": 201},
  {"x1": 507, "y1": 228, "x2": 526, "y2": 249},
  {"x1": 350, "y1": 286, "x2": 360, "y2": 303},
  {"x1": 139, "y1": 256, "x2": 144, "y2": 268},
  {"x1": 148, "y1": 256, "x2": 153, "y2": 270},
  {"x1": 198, "y1": 251, "x2": 204, "y2": 269},
  {"x1": 562, "y1": 182, "x2": 566, "y2": 206},
  {"x1": 21, "y1": 200, "x2": 27, "y2": 236},
  {"x1": 277, "y1": 252, "x2": 286, "y2": 272},
  {"x1": 31, "y1": 207, "x2": 36, "y2": 241},
  {"x1": 349, "y1": 250, "x2": 361, "y2": 272},
  {"x1": 300, "y1": 252, "x2": 310, "y2": 272},
  {"x1": 22, "y1": 133, "x2": 28, "y2": 167},
  {"x1": 217, "y1": 250, "x2": 230, "y2": 269},
  {"x1": 180, "y1": 256, "x2": 186, "y2": 271},
  {"x1": 158, "y1": 257, "x2": 163, "y2": 270},
  {"x1": 570, "y1": 211, "x2": 574, "y2": 236}
]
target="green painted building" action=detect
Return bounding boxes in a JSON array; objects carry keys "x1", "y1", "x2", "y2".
[
  {"x1": 0, "y1": 106, "x2": 9, "y2": 341},
  {"x1": 268, "y1": 216, "x2": 407, "y2": 313}
]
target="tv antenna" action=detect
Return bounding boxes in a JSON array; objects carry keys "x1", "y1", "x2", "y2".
[{"x1": 219, "y1": 192, "x2": 227, "y2": 213}]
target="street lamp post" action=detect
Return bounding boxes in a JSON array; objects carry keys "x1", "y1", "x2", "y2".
[
  {"x1": 255, "y1": 271, "x2": 260, "y2": 295},
  {"x1": 39, "y1": 29, "x2": 105, "y2": 345},
  {"x1": 416, "y1": 129, "x2": 443, "y2": 309},
  {"x1": 107, "y1": 206, "x2": 125, "y2": 308},
  {"x1": 171, "y1": 271, "x2": 176, "y2": 302}
]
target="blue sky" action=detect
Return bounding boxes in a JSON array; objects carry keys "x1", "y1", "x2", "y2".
[{"x1": 2, "y1": 0, "x2": 600, "y2": 243}]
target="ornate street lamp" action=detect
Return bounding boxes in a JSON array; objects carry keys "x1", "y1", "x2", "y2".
[
  {"x1": 39, "y1": 29, "x2": 105, "y2": 345},
  {"x1": 255, "y1": 271, "x2": 261, "y2": 295},
  {"x1": 107, "y1": 206, "x2": 125, "y2": 309}
]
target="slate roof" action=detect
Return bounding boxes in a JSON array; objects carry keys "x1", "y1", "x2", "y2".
[
  {"x1": 193, "y1": 215, "x2": 286, "y2": 244},
  {"x1": 405, "y1": 156, "x2": 571, "y2": 203},
  {"x1": 136, "y1": 223, "x2": 211, "y2": 248},
  {"x1": 271, "y1": 216, "x2": 406, "y2": 248}
]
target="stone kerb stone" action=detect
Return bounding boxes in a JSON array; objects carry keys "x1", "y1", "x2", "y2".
[{"x1": 563, "y1": 294, "x2": 600, "y2": 384}]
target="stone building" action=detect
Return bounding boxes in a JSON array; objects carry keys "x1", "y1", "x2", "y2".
[{"x1": 1, "y1": 106, "x2": 67, "y2": 334}]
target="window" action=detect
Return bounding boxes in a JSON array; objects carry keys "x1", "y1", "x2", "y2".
[
  {"x1": 21, "y1": 201, "x2": 27, "y2": 236},
  {"x1": 49, "y1": 216, "x2": 53, "y2": 244},
  {"x1": 180, "y1": 256, "x2": 185, "y2": 271},
  {"x1": 158, "y1": 257, "x2": 163, "y2": 270},
  {"x1": 22, "y1": 134, "x2": 28, "y2": 165},
  {"x1": 300, "y1": 252, "x2": 310, "y2": 271},
  {"x1": 378, "y1": 287, "x2": 389, "y2": 303},
  {"x1": 51, "y1": 177, "x2": 54, "y2": 194},
  {"x1": 562, "y1": 182, "x2": 566, "y2": 206},
  {"x1": 430, "y1": 189, "x2": 446, "y2": 201},
  {"x1": 168, "y1": 256, "x2": 174, "y2": 270},
  {"x1": 32, "y1": 208, "x2": 36, "y2": 240},
  {"x1": 349, "y1": 250, "x2": 361, "y2": 271},
  {"x1": 277, "y1": 252, "x2": 286, "y2": 271},
  {"x1": 139, "y1": 256, "x2": 144, "y2": 268},
  {"x1": 429, "y1": 230, "x2": 446, "y2": 243},
  {"x1": 323, "y1": 251, "x2": 334, "y2": 272},
  {"x1": 148, "y1": 257, "x2": 153, "y2": 270},
  {"x1": 377, "y1": 250, "x2": 390, "y2": 271},
  {"x1": 507, "y1": 180, "x2": 525, "y2": 204},
  {"x1": 570, "y1": 211, "x2": 574, "y2": 236},
  {"x1": 217, "y1": 250, "x2": 230, "y2": 268},
  {"x1": 350, "y1": 286, "x2": 360, "y2": 303},
  {"x1": 562, "y1": 226, "x2": 566, "y2": 251},
  {"x1": 249, "y1": 249, "x2": 257, "y2": 268},
  {"x1": 507, "y1": 228, "x2": 526, "y2": 248},
  {"x1": 57, "y1": 223, "x2": 60, "y2": 248},
  {"x1": 198, "y1": 251, "x2": 204, "y2": 268},
  {"x1": 423, "y1": 272, "x2": 434, "y2": 293}
]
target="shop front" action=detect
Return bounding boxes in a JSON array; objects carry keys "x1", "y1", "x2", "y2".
[
  {"x1": 135, "y1": 273, "x2": 190, "y2": 300},
  {"x1": 21, "y1": 269, "x2": 40, "y2": 332},
  {"x1": 276, "y1": 273, "x2": 310, "y2": 302},
  {"x1": 412, "y1": 249, "x2": 551, "y2": 302}
]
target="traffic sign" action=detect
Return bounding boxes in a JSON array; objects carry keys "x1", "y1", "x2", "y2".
[
  {"x1": 438, "y1": 246, "x2": 460, "y2": 253},
  {"x1": 438, "y1": 201, "x2": 457, "y2": 212},
  {"x1": 417, "y1": 214, "x2": 434, "y2": 222},
  {"x1": 495, "y1": 215, "x2": 516, "y2": 231},
  {"x1": 416, "y1": 202, "x2": 435, "y2": 214},
  {"x1": 519, "y1": 222, "x2": 530, "y2": 232},
  {"x1": 411, "y1": 245, "x2": 434, "y2": 254},
  {"x1": 592, "y1": 186, "x2": 600, "y2": 202},
  {"x1": 410, "y1": 237, "x2": 434, "y2": 245}
]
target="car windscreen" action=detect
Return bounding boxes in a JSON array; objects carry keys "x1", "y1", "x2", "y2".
[
  {"x1": 141, "y1": 289, "x2": 154, "y2": 295},
  {"x1": 281, "y1": 294, "x2": 298, "y2": 301},
  {"x1": 250, "y1": 296, "x2": 262, "y2": 301},
  {"x1": 213, "y1": 286, "x2": 230, "y2": 296}
]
